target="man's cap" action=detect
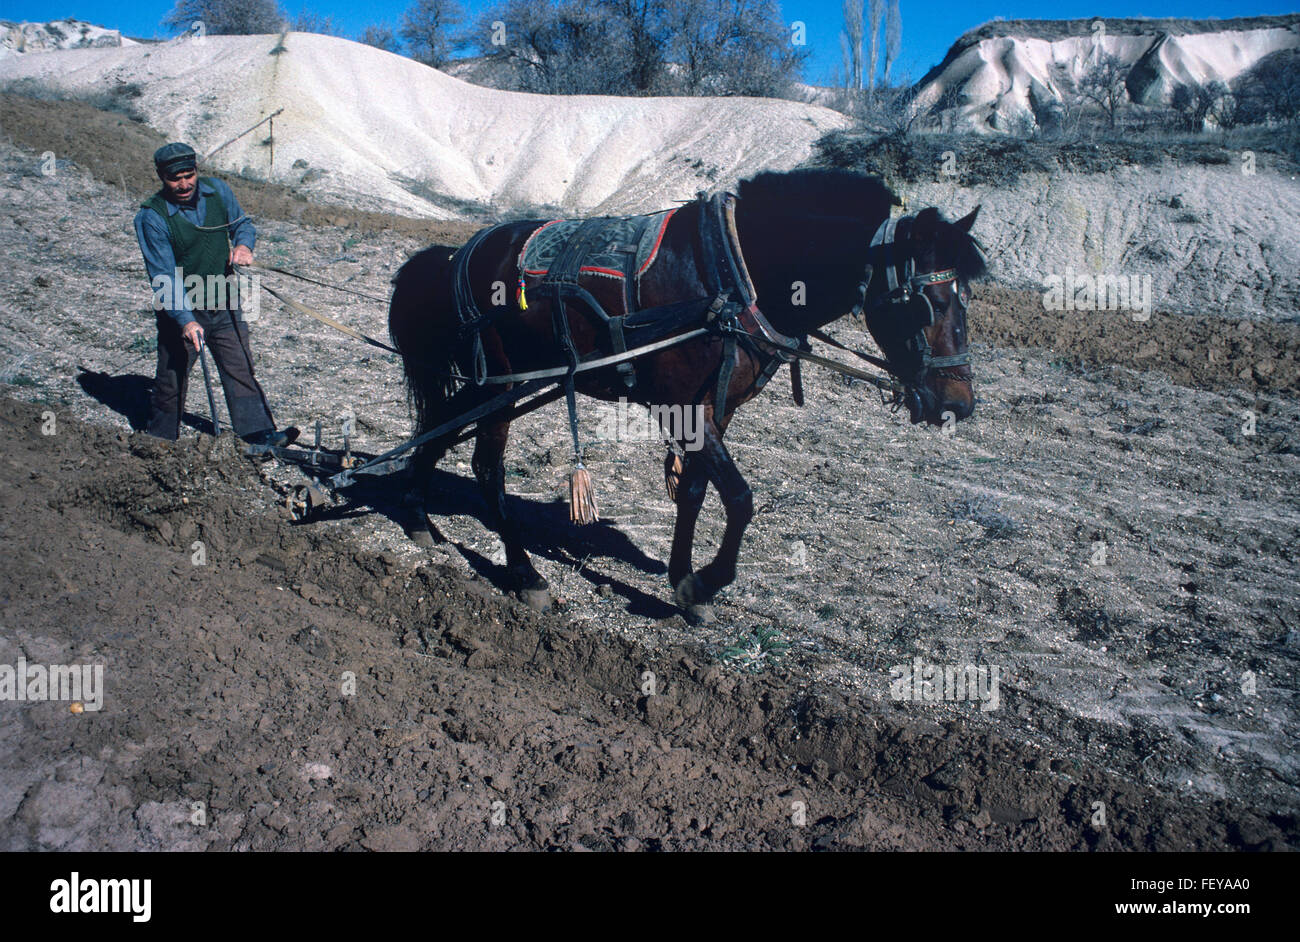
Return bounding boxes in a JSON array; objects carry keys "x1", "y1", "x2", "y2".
[{"x1": 154, "y1": 142, "x2": 197, "y2": 176}]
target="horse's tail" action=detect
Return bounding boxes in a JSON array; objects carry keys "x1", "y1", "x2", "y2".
[{"x1": 388, "y1": 244, "x2": 462, "y2": 444}]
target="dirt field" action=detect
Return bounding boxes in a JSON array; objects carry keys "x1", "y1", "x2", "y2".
[
  {"x1": 1, "y1": 395, "x2": 1292, "y2": 850},
  {"x1": 0, "y1": 105, "x2": 1297, "y2": 850}
]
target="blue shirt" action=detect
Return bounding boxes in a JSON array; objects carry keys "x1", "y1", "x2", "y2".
[{"x1": 133, "y1": 177, "x2": 255, "y2": 327}]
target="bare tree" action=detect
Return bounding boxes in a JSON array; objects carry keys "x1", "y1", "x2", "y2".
[
  {"x1": 292, "y1": 7, "x2": 344, "y2": 35},
  {"x1": 841, "y1": 0, "x2": 863, "y2": 91},
  {"x1": 1234, "y1": 49, "x2": 1300, "y2": 126},
  {"x1": 1078, "y1": 52, "x2": 1128, "y2": 130},
  {"x1": 664, "y1": 0, "x2": 805, "y2": 98},
  {"x1": 1169, "y1": 84, "x2": 1196, "y2": 131},
  {"x1": 1208, "y1": 85, "x2": 1240, "y2": 130},
  {"x1": 1169, "y1": 83, "x2": 1215, "y2": 132},
  {"x1": 882, "y1": 84, "x2": 922, "y2": 135},
  {"x1": 599, "y1": 0, "x2": 671, "y2": 94},
  {"x1": 359, "y1": 24, "x2": 402, "y2": 53},
  {"x1": 883, "y1": 0, "x2": 900, "y2": 87},
  {"x1": 469, "y1": 0, "x2": 622, "y2": 94},
  {"x1": 665, "y1": 0, "x2": 718, "y2": 94},
  {"x1": 401, "y1": 0, "x2": 465, "y2": 68},
  {"x1": 866, "y1": 0, "x2": 883, "y2": 93},
  {"x1": 163, "y1": 0, "x2": 285, "y2": 35},
  {"x1": 467, "y1": 0, "x2": 802, "y2": 97},
  {"x1": 930, "y1": 83, "x2": 963, "y2": 131}
]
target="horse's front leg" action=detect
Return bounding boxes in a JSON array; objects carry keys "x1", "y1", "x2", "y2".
[
  {"x1": 472, "y1": 421, "x2": 551, "y2": 611},
  {"x1": 672, "y1": 419, "x2": 753, "y2": 615},
  {"x1": 401, "y1": 443, "x2": 444, "y2": 547},
  {"x1": 667, "y1": 452, "x2": 709, "y2": 590}
]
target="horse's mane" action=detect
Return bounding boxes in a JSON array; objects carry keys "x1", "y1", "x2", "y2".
[
  {"x1": 735, "y1": 168, "x2": 897, "y2": 224},
  {"x1": 736, "y1": 169, "x2": 989, "y2": 282}
]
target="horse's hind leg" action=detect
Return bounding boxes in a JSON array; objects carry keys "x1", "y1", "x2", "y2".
[
  {"x1": 672, "y1": 420, "x2": 753, "y2": 616},
  {"x1": 473, "y1": 419, "x2": 550, "y2": 611}
]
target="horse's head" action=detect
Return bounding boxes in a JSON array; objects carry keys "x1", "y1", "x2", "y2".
[{"x1": 858, "y1": 206, "x2": 987, "y2": 426}]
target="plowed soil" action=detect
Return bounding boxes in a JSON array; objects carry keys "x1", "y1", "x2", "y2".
[{"x1": 0, "y1": 396, "x2": 1291, "y2": 850}]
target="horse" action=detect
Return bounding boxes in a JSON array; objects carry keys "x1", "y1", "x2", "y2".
[{"x1": 388, "y1": 168, "x2": 987, "y2": 617}]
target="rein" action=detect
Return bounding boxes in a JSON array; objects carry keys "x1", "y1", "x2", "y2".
[
  {"x1": 741, "y1": 329, "x2": 902, "y2": 397},
  {"x1": 241, "y1": 261, "x2": 390, "y2": 303},
  {"x1": 236, "y1": 210, "x2": 960, "y2": 413},
  {"x1": 233, "y1": 266, "x2": 400, "y2": 354}
]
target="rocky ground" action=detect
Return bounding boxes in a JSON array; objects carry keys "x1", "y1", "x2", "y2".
[{"x1": 0, "y1": 105, "x2": 1296, "y2": 850}]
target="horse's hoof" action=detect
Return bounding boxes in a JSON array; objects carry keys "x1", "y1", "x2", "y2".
[
  {"x1": 517, "y1": 586, "x2": 552, "y2": 613},
  {"x1": 405, "y1": 525, "x2": 435, "y2": 549},
  {"x1": 681, "y1": 604, "x2": 716, "y2": 627},
  {"x1": 673, "y1": 572, "x2": 708, "y2": 611}
]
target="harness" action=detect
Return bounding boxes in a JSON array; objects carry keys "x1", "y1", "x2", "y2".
[
  {"x1": 853, "y1": 214, "x2": 970, "y2": 383},
  {"x1": 694, "y1": 190, "x2": 799, "y2": 420},
  {"x1": 446, "y1": 193, "x2": 796, "y2": 464}
]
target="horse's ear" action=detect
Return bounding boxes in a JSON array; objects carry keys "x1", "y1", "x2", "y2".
[{"x1": 955, "y1": 206, "x2": 980, "y2": 233}]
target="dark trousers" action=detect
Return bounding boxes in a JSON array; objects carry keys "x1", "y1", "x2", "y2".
[{"x1": 147, "y1": 310, "x2": 275, "y2": 441}]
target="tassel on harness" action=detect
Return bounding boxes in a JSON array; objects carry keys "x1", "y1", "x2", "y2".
[
  {"x1": 550, "y1": 282, "x2": 599, "y2": 525},
  {"x1": 569, "y1": 462, "x2": 598, "y2": 525},
  {"x1": 564, "y1": 371, "x2": 598, "y2": 524}
]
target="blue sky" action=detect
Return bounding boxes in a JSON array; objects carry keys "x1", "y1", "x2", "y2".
[{"x1": 5, "y1": 1, "x2": 1296, "y2": 86}]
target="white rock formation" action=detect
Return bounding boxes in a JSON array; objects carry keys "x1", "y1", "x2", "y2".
[
  {"x1": 1, "y1": 18, "x2": 137, "y2": 59},
  {"x1": 0, "y1": 30, "x2": 848, "y2": 219},
  {"x1": 913, "y1": 16, "x2": 1300, "y2": 133}
]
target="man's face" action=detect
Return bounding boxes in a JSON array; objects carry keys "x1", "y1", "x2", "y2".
[{"x1": 161, "y1": 168, "x2": 197, "y2": 201}]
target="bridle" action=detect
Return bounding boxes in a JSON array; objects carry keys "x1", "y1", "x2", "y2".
[{"x1": 851, "y1": 214, "x2": 971, "y2": 388}]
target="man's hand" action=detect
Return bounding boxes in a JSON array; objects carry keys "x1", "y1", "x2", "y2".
[
  {"x1": 230, "y1": 244, "x2": 253, "y2": 267},
  {"x1": 182, "y1": 321, "x2": 204, "y2": 352}
]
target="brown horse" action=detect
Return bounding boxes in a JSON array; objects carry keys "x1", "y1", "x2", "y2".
[{"x1": 388, "y1": 169, "x2": 986, "y2": 616}]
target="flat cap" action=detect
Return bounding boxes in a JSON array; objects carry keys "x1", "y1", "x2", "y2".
[{"x1": 153, "y1": 142, "x2": 197, "y2": 176}]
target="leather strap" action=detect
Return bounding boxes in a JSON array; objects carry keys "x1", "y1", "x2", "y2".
[{"x1": 715, "y1": 332, "x2": 737, "y2": 419}]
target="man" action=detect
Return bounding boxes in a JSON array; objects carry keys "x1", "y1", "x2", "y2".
[{"x1": 134, "y1": 142, "x2": 297, "y2": 446}]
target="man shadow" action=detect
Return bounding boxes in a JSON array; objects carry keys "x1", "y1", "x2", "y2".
[
  {"x1": 76, "y1": 367, "x2": 217, "y2": 435},
  {"x1": 319, "y1": 466, "x2": 677, "y2": 618}
]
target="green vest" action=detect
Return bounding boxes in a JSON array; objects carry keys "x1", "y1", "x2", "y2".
[{"x1": 141, "y1": 178, "x2": 230, "y2": 311}]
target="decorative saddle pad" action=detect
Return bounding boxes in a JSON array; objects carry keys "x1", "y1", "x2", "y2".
[{"x1": 518, "y1": 208, "x2": 677, "y2": 282}]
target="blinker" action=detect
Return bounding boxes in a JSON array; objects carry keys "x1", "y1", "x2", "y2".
[
  {"x1": 858, "y1": 215, "x2": 969, "y2": 384},
  {"x1": 907, "y1": 291, "x2": 937, "y2": 329}
]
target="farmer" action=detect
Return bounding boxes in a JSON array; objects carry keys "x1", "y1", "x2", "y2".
[{"x1": 133, "y1": 142, "x2": 297, "y2": 446}]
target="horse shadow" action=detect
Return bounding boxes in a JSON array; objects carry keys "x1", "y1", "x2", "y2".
[
  {"x1": 319, "y1": 466, "x2": 677, "y2": 618},
  {"x1": 79, "y1": 368, "x2": 674, "y2": 613},
  {"x1": 75, "y1": 368, "x2": 218, "y2": 435}
]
